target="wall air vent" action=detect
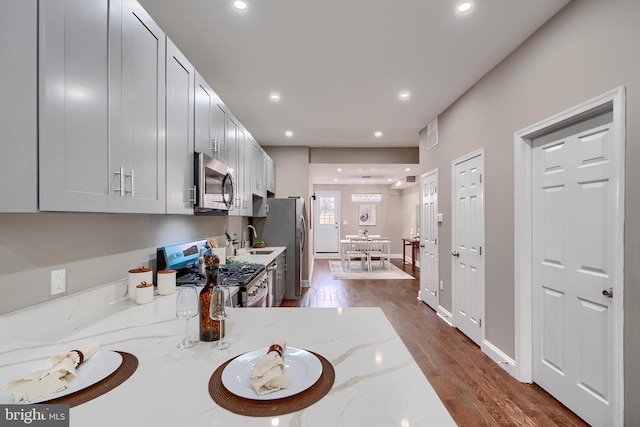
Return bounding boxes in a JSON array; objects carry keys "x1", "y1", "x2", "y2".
[{"x1": 391, "y1": 176, "x2": 417, "y2": 190}]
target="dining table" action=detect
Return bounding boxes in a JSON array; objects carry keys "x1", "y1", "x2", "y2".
[
  {"x1": 340, "y1": 237, "x2": 392, "y2": 271},
  {"x1": 0, "y1": 280, "x2": 456, "y2": 426}
]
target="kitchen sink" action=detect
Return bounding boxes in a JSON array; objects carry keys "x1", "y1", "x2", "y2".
[{"x1": 249, "y1": 249, "x2": 274, "y2": 255}]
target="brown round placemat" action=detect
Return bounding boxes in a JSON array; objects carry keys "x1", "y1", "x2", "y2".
[
  {"x1": 209, "y1": 350, "x2": 335, "y2": 417},
  {"x1": 44, "y1": 351, "x2": 138, "y2": 408}
]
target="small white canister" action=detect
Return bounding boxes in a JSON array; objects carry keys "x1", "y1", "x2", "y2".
[
  {"x1": 135, "y1": 281, "x2": 154, "y2": 304},
  {"x1": 157, "y1": 269, "x2": 176, "y2": 295},
  {"x1": 128, "y1": 267, "x2": 153, "y2": 301}
]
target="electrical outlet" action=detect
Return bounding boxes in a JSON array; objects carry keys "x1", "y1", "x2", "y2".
[
  {"x1": 51, "y1": 268, "x2": 66, "y2": 295},
  {"x1": 440, "y1": 280, "x2": 444, "y2": 291}
]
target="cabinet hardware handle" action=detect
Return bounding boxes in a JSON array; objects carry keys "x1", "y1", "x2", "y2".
[
  {"x1": 114, "y1": 167, "x2": 125, "y2": 196},
  {"x1": 125, "y1": 170, "x2": 135, "y2": 197},
  {"x1": 451, "y1": 251, "x2": 460, "y2": 257}
]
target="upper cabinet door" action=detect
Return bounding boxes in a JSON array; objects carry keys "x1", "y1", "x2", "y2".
[
  {"x1": 250, "y1": 137, "x2": 266, "y2": 198},
  {"x1": 195, "y1": 72, "x2": 227, "y2": 163},
  {"x1": 39, "y1": 0, "x2": 116, "y2": 212},
  {"x1": 165, "y1": 38, "x2": 195, "y2": 215},
  {"x1": 0, "y1": 0, "x2": 38, "y2": 212},
  {"x1": 194, "y1": 72, "x2": 214, "y2": 158},
  {"x1": 226, "y1": 112, "x2": 241, "y2": 216},
  {"x1": 39, "y1": 0, "x2": 166, "y2": 213},
  {"x1": 117, "y1": 0, "x2": 166, "y2": 213},
  {"x1": 212, "y1": 101, "x2": 227, "y2": 164},
  {"x1": 266, "y1": 155, "x2": 276, "y2": 195}
]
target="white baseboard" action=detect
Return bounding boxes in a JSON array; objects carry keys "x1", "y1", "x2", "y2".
[
  {"x1": 437, "y1": 306, "x2": 454, "y2": 326},
  {"x1": 482, "y1": 339, "x2": 519, "y2": 379}
]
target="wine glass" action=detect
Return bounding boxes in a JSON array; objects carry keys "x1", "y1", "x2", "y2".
[
  {"x1": 175, "y1": 284, "x2": 199, "y2": 349},
  {"x1": 209, "y1": 285, "x2": 231, "y2": 350}
]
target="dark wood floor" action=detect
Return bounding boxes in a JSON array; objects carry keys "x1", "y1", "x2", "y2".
[{"x1": 282, "y1": 258, "x2": 589, "y2": 427}]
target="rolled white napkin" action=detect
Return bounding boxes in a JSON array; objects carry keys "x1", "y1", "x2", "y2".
[
  {"x1": 0, "y1": 343, "x2": 100, "y2": 403},
  {"x1": 249, "y1": 338, "x2": 291, "y2": 395}
]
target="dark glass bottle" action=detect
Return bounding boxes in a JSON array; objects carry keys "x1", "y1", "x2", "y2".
[{"x1": 199, "y1": 266, "x2": 225, "y2": 341}]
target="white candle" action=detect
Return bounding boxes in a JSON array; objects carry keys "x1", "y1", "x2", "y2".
[
  {"x1": 135, "y1": 282, "x2": 154, "y2": 304},
  {"x1": 157, "y1": 269, "x2": 176, "y2": 295},
  {"x1": 128, "y1": 267, "x2": 153, "y2": 301}
]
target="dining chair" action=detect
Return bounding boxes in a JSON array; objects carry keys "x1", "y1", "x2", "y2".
[
  {"x1": 367, "y1": 238, "x2": 391, "y2": 271},
  {"x1": 345, "y1": 240, "x2": 369, "y2": 271}
]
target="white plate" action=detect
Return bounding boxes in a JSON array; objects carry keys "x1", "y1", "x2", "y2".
[
  {"x1": 0, "y1": 350, "x2": 123, "y2": 404},
  {"x1": 222, "y1": 347, "x2": 322, "y2": 400}
]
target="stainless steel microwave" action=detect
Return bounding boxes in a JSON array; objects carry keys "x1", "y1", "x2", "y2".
[{"x1": 194, "y1": 152, "x2": 235, "y2": 212}]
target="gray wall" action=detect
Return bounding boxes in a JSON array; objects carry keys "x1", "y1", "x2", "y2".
[
  {"x1": 0, "y1": 213, "x2": 228, "y2": 314},
  {"x1": 418, "y1": 0, "x2": 639, "y2": 422}
]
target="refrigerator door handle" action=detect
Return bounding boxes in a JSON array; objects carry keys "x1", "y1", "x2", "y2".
[{"x1": 300, "y1": 215, "x2": 306, "y2": 252}]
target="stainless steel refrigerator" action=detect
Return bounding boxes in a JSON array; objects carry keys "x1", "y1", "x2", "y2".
[{"x1": 253, "y1": 197, "x2": 306, "y2": 300}]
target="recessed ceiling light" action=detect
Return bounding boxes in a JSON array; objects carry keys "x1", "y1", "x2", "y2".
[
  {"x1": 457, "y1": 1, "x2": 472, "y2": 13},
  {"x1": 284, "y1": 130, "x2": 293, "y2": 137},
  {"x1": 405, "y1": 168, "x2": 411, "y2": 172},
  {"x1": 337, "y1": 168, "x2": 342, "y2": 172},
  {"x1": 387, "y1": 178, "x2": 393, "y2": 182},
  {"x1": 399, "y1": 91, "x2": 411, "y2": 100},
  {"x1": 233, "y1": 0, "x2": 247, "y2": 10},
  {"x1": 333, "y1": 178, "x2": 338, "y2": 182},
  {"x1": 269, "y1": 92, "x2": 281, "y2": 102},
  {"x1": 374, "y1": 131, "x2": 383, "y2": 138}
]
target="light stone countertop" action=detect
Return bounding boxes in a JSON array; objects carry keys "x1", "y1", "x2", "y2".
[
  {"x1": 227, "y1": 246, "x2": 285, "y2": 265},
  {"x1": 0, "y1": 280, "x2": 456, "y2": 427}
]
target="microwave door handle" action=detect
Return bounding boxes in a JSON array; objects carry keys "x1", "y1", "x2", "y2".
[{"x1": 222, "y1": 172, "x2": 234, "y2": 208}]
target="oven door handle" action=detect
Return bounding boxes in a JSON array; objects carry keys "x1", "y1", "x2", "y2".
[{"x1": 246, "y1": 284, "x2": 268, "y2": 308}]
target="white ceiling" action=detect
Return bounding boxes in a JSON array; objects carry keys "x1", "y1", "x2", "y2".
[{"x1": 139, "y1": 0, "x2": 570, "y2": 185}]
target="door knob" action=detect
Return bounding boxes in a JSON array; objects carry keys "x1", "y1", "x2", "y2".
[
  {"x1": 451, "y1": 251, "x2": 460, "y2": 257},
  {"x1": 420, "y1": 244, "x2": 426, "y2": 248},
  {"x1": 602, "y1": 287, "x2": 613, "y2": 299}
]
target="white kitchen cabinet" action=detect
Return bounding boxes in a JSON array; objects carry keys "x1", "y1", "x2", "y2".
[
  {"x1": 236, "y1": 123, "x2": 253, "y2": 217},
  {"x1": 226, "y1": 113, "x2": 240, "y2": 216},
  {"x1": 39, "y1": 0, "x2": 166, "y2": 213},
  {"x1": 39, "y1": 0, "x2": 116, "y2": 212},
  {"x1": 116, "y1": 0, "x2": 166, "y2": 213},
  {"x1": 265, "y1": 154, "x2": 276, "y2": 195},
  {"x1": 0, "y1": 0, "x2": 38, "y2": 212},
  {"x1": 250, "y1": 137, "x2": 266, "y2": 198},
  {"x1": 195, "y1": 72, "x2": 227, "y2": 164},
  {"x1": 228, "y1": 113, "x2": 254, "y2": 217},
  {"x1": 165, "y1": 38, "x2": 195, "y2": 214}
]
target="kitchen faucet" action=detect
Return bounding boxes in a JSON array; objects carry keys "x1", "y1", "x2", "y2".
[{"x1": 241, "y1": 225, "x2": 258, "y2": 247}]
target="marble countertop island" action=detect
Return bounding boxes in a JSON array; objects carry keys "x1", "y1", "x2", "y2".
[{"x1": 0, "y1": 282, "x2": 456, "y2": 426}]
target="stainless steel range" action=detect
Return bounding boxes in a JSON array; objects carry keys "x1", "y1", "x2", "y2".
[
  {"x1": 157, "y1": 239, "x2": 267, "y2": 307},
  {"x1": 219, "y1": 264, "x2": 268, "y2": 308}
]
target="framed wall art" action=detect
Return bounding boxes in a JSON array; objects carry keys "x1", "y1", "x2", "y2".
[{"x1": 358, "y1": 204, "x2": 376, "y2": 226}]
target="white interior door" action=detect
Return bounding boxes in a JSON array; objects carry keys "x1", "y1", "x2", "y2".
[
  {"x1": 532, "y1": 111, "x2": 617, "y2": 426},
  {"x1": 452, "y1": 150, "x2": 485, "y2": 346},
  {"x1": 315, "y1": 191, "x2": 340, "y2": 253},
  {"x1": 419, "y1": 169, "x2": 439, "y2": 310}
]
